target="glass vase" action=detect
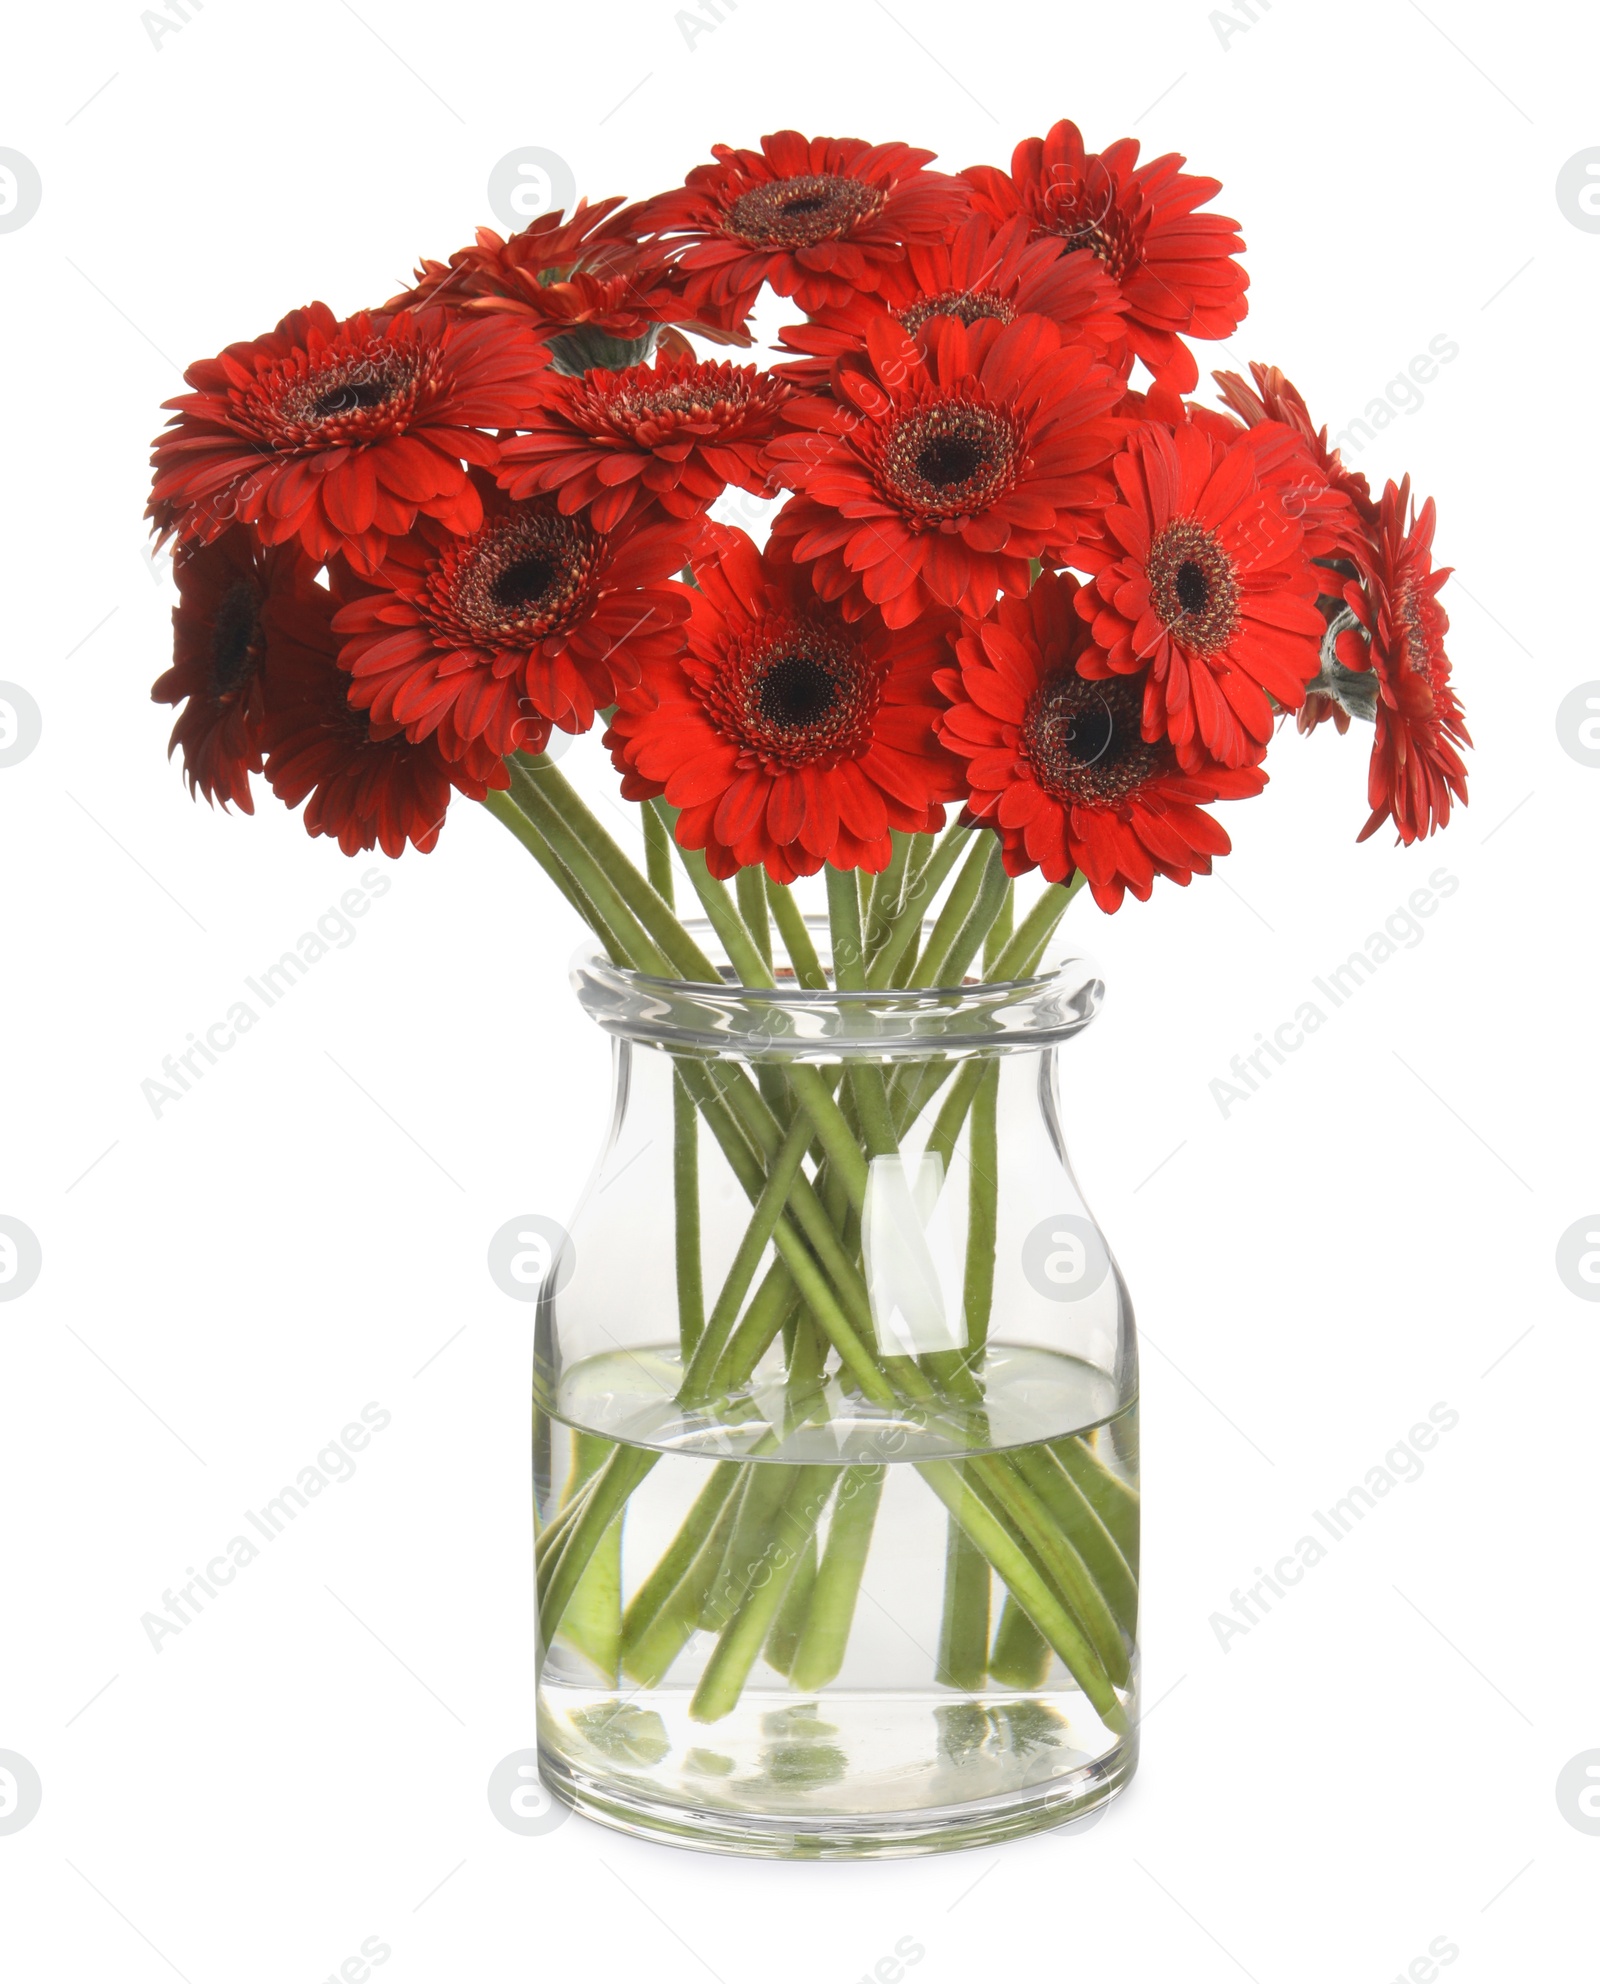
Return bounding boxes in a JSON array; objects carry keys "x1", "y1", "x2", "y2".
[{"x1": 532, "y1": 923, "x2": 1139, "y2": 1857}]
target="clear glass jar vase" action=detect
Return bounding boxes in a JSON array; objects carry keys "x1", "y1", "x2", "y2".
[{"x1": 532, "y1": 922, "x2": 1138, "y2": 1857}]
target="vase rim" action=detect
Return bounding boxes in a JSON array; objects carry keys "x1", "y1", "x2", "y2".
[{"x1": 570, "y1": 916, "x2": 1103, "y2": 1061}]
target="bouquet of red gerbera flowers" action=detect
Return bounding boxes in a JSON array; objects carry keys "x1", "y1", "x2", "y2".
[{"x1": 146, "y1": 123, "x2": 1470, "y2": 1858}]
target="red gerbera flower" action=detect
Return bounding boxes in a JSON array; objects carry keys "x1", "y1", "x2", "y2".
[
  {"x1": 1116, "y1": 377, "x2": 1361, "y2": 575},
  {"x1": 605, "y1": 526, "x2": 958, "y2": 882},
  {"x1": 332, "y1": 477, "x2": 694, "y2": 760},
  {"x1": 964, "y1": 121, "x2": 1247, "y2": 393},
  {"x1": 637, "y1": 131, "x2": 966, "y2": 319},
  {"x1": 775, "y1": 211, "x2": 1128, "y2": 390},
  {"x1": 151, "y1": 528, "x2": 331, "y2": 811},
  {"x1": 495, "y1": 353, "x2": 791, "y2": 530},
  {"x1": 1211, "y1": 361, "x2": 1374, "y2": 563},
  {"x1": 262, "y1": 637, "x2": 504, "y2": 858},
  {"x1": 1338, "y1": 479, "x2": 1470, "y2": 844},
  {"x1": 387, "y1": 197, "x2": 750, "y2": 358},
  {"x1": 1074, "y1": 421, "x2": 1325, "y2": 771},
  {"x1": 936, "y1": 570, "x2": 1265, "y2": 911},
  {"x1": 766, "y1": 312, "x2": 1126, "y2": 629},
  {"x1": 147, "y1": 303, "x2": 549, "y2": 575}
]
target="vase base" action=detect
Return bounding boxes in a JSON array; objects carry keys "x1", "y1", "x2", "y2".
[{"x1": 538, "y1": 1720, "x2": 1137, "y2": 1860}]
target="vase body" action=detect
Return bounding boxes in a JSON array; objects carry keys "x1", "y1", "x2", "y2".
[{"x1": 532, "y1": 927, "x2": 1138, "y2": 1857}]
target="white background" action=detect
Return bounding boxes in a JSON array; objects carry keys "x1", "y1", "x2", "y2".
[{"x1": 2, "y1": 0, "x2": 1597, "y2": 1977}]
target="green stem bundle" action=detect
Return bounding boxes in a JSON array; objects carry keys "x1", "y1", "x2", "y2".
[{"x1": 492, "y1": 771, "x2": 1135, "y2": 1733}]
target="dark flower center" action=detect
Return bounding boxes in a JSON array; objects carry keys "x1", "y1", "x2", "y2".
[
  {"x1": 881, "y1": 402, "x2": 1018, "y2": 520},
  {"x1": 1023, "y1": 671, "x2": 1160, "y2": 805},
  {"x1": 725, "y1": 173, "x2": 884, "y2": 250},
  {"x1": 897, "y1": 289, "x2": 1015, "y2": 337},
  {"x1": 917, "y1": 433, "x2": 982, "y2": 485},
  {"x1": 1174, "y1": 560, "x2": 1209, "y2": 613},
  {"x1": 311, "y1": 379, "x2": 392, "y2": 419},
  {"x1": 700, "y1": 619, "x2": 882, "y2": 771},
  {"x1": 436, "y1": 505, "x2": 599, "y2": 646},
  {"x1": 757, "y1": 653, "x2": 838, "y2": 728},
  {"x1": 1147, "y1": 519, "x2": 1240, "y2": 653},
  {"x1": 1038, "y1": 191, "x2": 1139, "y2": 282},
  {"x1": 490, "y1": 557, "x2": 556, "y2": 611},
  {"x1": 210, "y1": 580, "x2": 265, "y2": 696},
  {"x1": 269, "y1": 349, "x2": 419, "y2": 440}
]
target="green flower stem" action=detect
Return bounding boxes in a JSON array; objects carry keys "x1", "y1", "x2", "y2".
[
  {"x1": 918, "y1": 1460, "x2": 1126, "y2": 1734},
  {"x1": 620, "y1": 1458, "x2": 741, "y2": 1651},
  {"x1": 736, "y1": 867, "x2": 773, "y2": 970},
  {"x1": 482, "y1": 789, "x2": 632, "y2": 966},
  {"x1": 784, "y1": 1303, "x2": 828, "y2": 1399},
  {"x1": 690, "y1": 1465, "x2": 841, "y2": 1723},
  {"x1": 672, "y1": 1074, "x2": 705, "y2": 1360},
  {"x1": 670, "y1": 836, "x2": 776, "y2": 986},
  {"x1": 863, "y1": 832, "x2": 913, "y2": 966},
  {"x1": 925, "y1": 837, "x2": 1012, "y2": 990},
  {"x1": 1052, "y1": 1433, "x2": 1141, "y2": 1578},
  {"x1": 716, "y1": 1195, "x2": 848, "y2": 1400},
  {"x1": 677, "y1": 1111, "x2": 816, "y2": 1401},
  {"x1": 697, "y1": 1472, "x2": 758, "y2": 1628},
  {"x1": 901, "y1": 827, "x2": 936, "y2": 899},
  {"x1": 505, "y1": 782, "x2": 882, "y2": 1323},
  {"x1": 966, "y1": 1455, "x2": 1130, "y2": 1689},
  {"x1": 690, "y1": 1058, "x2": 868, "y2": 1302},
  {"x1": 826, "y1": 865, "x2": 899, "y2": 1160},
  {"x1": 988, "y1": 1597, "x2": 1051, "y2": 1689},
  {"x1": 865, "y1": 824, "x2": 973, "y2": 987},
  {"x1": 884, "y1": 852, "x2": 1008, "y2": 1126},
  {"x1": 783, "y1": 1067, "x2": 870, "y2": 1210},
  {"x1": 935, "y1": 1517, "x2": 992, "y2": 1690},
  {"x1": 669, "y1": 1060, "x2": 882, "y2": 1391},
  {"x1": 825, "y1": 862, "x2": 868, "y2": 989},
  {"x1": 1013, "y1": 1445, "x2": 1139, "y2": 1639},
  {"x1": 936, "y1": 842, "x2": 1011, "y2": 987},
  {"x1": 677, "y1": 1078, "x2": 882, "y2": 1391},
  {"x1": 671, "y1": 1060, "x2": 768, "y2": 1199},
  {"x1": 906, "y1": 833, "x2": 998, "y2": 988},
  {"x1": 713, "y1": 1259, "x2": 799, "y2": 1395},
  {"x1": 983, "y1": 881, "x2": 1015, "y2": 969},
  {"x1": 986, "y1": 873, "x2": 1086, "y2": 982},
  {"x1": 669, "y1": 838, "x2": 873, "y2": 1216},
  {"x1": 925, "y1": 1061, "x2": 988, "y2": 1172},
  {"x1": 526, "y1": 764, "x2": 722, "y2": 982},
  {"x1": 534, "y1": 1465, "x2": 599, "y2": 1579},
  {"x1": 558, "y1": 1432, "x2": 622, "y2": 1680},
  {"x1": 767, "y1": 882, "x2": 828, "y2": 989},
  {"x1": 538, "y1": 1442, "x2": 659, "y2": 1653},
  {"x1": 962, "y1": 1059, "x2": 1000, "y2": 1359},
  {"x1": 762, "y1": 1533, "x2": 819, "y2": 1678},
  {"x1": 788, "y1": 1463, "x2": 886, "y2": 1692},
  {"x1": 622, "y1": 1472, "x2": 749, "y2": 1688},
  {"x1": 643, "y1": 798, "x2": 675, "y2": 905},
  {"x1": 505, "y1": 765, "x2": 671, "y2": 975},
  {"x1": 891, "y1": 902, "x2": 1080, "y2": 1145}
]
